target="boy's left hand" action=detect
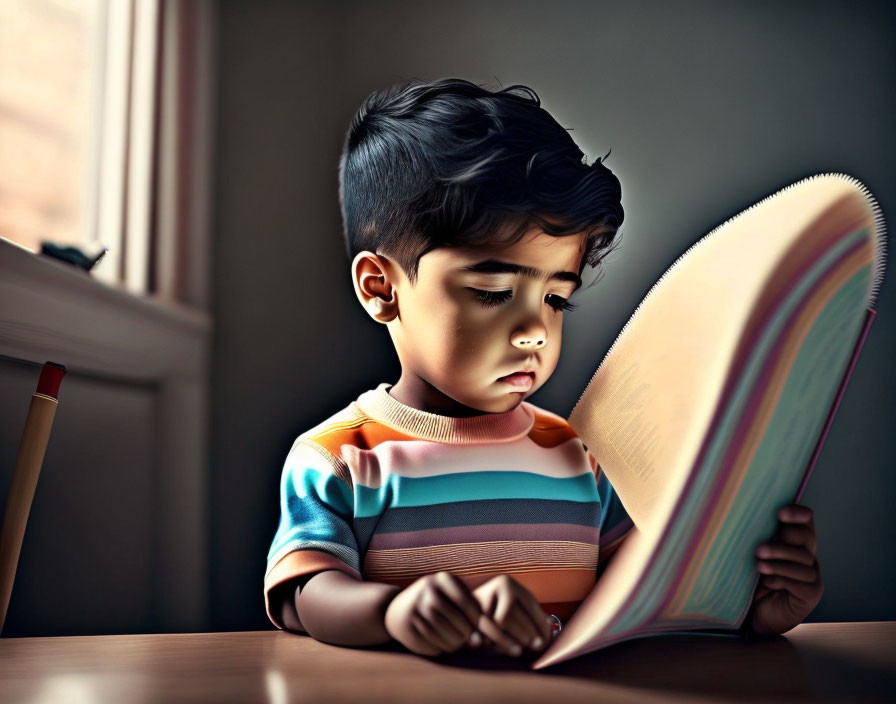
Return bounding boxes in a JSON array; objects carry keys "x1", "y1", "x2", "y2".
[{"x1": 747, "y1": 503, "x2": 824, "y2": 636}]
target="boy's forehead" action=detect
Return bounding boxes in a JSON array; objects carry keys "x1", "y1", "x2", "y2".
[
  {"x1": 428, "y1": 231, "x2": 587, "y2": 271},
  {"x1": 417, "y1": 231, "x2": 587, "y2": 291}
]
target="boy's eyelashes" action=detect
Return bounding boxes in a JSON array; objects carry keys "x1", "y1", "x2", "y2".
[{"x1": 466, "y1": 287, "x2": 578, "y2": 312}]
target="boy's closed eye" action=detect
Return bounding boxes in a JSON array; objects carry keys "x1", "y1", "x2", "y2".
[{"x1": 467, "y1": 287, "x2": 578, "y2": 312}]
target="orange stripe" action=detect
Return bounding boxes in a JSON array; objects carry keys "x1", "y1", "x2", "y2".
[
  {"x1": 509, "y1": 569, "x2": 596, "y2": 603},
  {"x1": 264, "y1": 549, "x2": 360, "y2": 595},
  {"x1": 308, "y1": 418, "x2": 416, "y2": 457},
  {"x1": 370, "y1": 567, "x2": 595, "y2": 604},
  {"x1": 528, "y1": 407, "x2": 580, "y2": 448}
]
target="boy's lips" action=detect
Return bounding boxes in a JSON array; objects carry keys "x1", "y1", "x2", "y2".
[{"x1": 498, "y1": 371, "x2": 535, "y2": 389}]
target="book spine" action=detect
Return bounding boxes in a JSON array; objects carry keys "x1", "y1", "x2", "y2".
[{"x1": 794, "y1": 307, "x2": 877, "y2": 502}]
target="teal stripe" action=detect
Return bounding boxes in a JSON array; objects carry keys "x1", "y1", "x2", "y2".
[
  {"x1": 292, "y1": 463, "x2": 353, "y2": 514},
  {"x1": 355, "y1": 471, "x2": 599, "y2": 518}
]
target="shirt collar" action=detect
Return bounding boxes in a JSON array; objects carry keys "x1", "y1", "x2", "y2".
[{"x1": 355, "y1": 383, "x2": 535, "y2": 444}]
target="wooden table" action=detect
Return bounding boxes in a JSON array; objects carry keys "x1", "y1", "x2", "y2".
[{"x1": 1, "y1": 622, "x2": 894, "y2": 703}]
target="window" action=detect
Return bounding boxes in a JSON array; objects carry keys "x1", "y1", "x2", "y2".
[
  {"x1": 0, "y1": 0, "x2": 215, "y2": 308},
  {"x1": 0, "y1": 0, "x2": 103, "y2": 254}
]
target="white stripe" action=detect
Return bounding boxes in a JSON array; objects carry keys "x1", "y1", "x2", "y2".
[{"x1": 342, "y1": 436, "x2": 593, "y2": 489}]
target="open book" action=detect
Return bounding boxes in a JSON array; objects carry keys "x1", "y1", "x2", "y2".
[{"x1": 531, "y1": 173, "x2": 886, "y2": 669}]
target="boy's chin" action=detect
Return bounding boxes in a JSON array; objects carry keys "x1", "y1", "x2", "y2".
[
  {"x1": 433, "y1": 381, "x2": 537, "y2": 415},
  {"x1": 476, "y1": 388, "x2": 531, "y2": 414}
]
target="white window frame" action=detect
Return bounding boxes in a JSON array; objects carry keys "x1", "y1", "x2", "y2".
[{"x1": 90, "y1": 0, "x2": 160, "y2": 294}]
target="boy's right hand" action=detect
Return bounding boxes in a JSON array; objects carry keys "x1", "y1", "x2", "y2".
[
  {"x1": 383, "y1": 571, "x2": 521, "y2": 657},
  {"x1": 467, "y1": 574, "x2": 554, "y2": 657}
]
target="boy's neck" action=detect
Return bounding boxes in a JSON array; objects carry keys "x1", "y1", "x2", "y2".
[{"x1": 388, "y1": 373, "x2": 486, "y2": 418}]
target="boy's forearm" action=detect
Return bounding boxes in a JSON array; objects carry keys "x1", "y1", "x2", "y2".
[{"x1": 296, "y1": 569, "x2": 403, "y2": 646}]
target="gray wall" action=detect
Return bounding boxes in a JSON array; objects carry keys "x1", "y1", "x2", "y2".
[{"x1": 212, "y1": 0, "x2": 896, "y2": 631}]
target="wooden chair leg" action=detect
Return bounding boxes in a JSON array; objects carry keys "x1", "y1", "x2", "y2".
[{"x1": 0, "y1": 362, "x2": 65, "y2": 635}]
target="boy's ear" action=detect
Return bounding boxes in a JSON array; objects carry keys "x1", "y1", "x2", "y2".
[{"x1": 351, "y1": 251, "x2": 400, "y2": 323}]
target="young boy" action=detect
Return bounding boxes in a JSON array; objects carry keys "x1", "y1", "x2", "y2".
[{"x1": 264, "y1": 78, "x2": 824, "y2": 659}]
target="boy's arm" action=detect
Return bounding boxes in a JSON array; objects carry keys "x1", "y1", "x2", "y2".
[
  {"x1": 267, "y1": 440, "x2": 379, "y2": 639},
  {"x1": 274, "y1": 569, "x2": 402, "y2": 646},
  {"x1": 269, "y1": 575, "x2": 311, "y2": 634}
]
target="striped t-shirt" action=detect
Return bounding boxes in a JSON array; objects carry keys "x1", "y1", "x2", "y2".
[{"x1": 264, "y1": 382, "x2": 634, "y2": 630}]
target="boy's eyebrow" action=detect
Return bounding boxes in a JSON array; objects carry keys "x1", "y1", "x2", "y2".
[{"x1": 460, "y1": 259, "x2": 582, "y2": 290}]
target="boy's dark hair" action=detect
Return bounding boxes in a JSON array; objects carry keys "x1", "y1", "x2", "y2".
[{"x1": 338, "y1": 77, "x2": 624, "y2": 287}]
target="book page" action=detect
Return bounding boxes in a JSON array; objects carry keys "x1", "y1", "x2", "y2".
[
  {"x1": 543, "y1": 175, "x2": 879, "y2": 669},
  {"x1": 568, "y1": 177, "x2": 872, "y2": 538}
]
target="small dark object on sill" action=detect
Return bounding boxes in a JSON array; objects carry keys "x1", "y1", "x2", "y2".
[{"x1": 40, "y1": 241, "x2": 109, "y2": 272}]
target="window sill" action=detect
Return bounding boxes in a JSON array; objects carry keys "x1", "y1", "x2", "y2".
[{"x1": 0, "y1": 235, "x2": 211, "y2": 380}]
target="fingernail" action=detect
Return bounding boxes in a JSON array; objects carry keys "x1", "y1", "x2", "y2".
[
  {"x1": 531, "y1": 637, "x2": 544, "y2": 649},
  {"x1": 469, "y1": 631, "x2": 481, "y2": 647},
  {"x1": 511, "y1": 644, "x2": 522, "y2": 656}
]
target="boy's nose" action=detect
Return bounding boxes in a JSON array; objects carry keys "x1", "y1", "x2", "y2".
[
  {"x1": 511, "y1": 332, "x2": 546, "y2": 349},
  {"x1": 510, "y1": 307, "x2": 548, "y2": 349}
]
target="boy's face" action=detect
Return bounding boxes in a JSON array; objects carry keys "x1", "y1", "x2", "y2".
[{"x1": 361, "y1": 226, "x2": 586, "y2": 416}]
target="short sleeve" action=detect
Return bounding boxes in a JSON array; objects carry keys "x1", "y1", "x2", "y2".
[
  {"x1": 587, "y1": 450, "x2": 635, "y2": 566},
  {"x1": 263, "y1": 440, "x2": 361, "y2": 629}
]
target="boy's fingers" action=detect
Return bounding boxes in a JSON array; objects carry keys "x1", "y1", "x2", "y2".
[
  {"x1": 776, "y1": 523, "x2": 815, "y2": 552},
  {"x1": 499, "y1": 580, "x2": 551, "y2": 643},
  {"x1": 756, "y1": 542, "x2": 815, "y2": 566},
  {"x1": 476, "y1": 613, "x2": 525, "y2": 656},
  {"x1": 491, "y1": 590, "x2": 547, "y2": 650},
  {"x1": 409, "y1": 618, "x2": 445, "y2": 656},
  {"x1": 760, "y1": 574, "x2": 823, "y2": 606},
  {"x1": 496, "y1": 608, "x2": 538, "y2": 650},
  {"x1": 411, "y1": 613, "x2": 454, "y2": 654},
  {"x1": 506, "y1": 602, "x2": 548, "y2": 648},
  {"x1": 436, "y1": 573, "x2": 483, "y2": 629},
  {"x1": 429, "y1": 589, "x2": 477, "y2": 639},
  {"x1": 468, "y1": 630, "x2": 482, "y2": 648},
  {"x1": 777, "y1": 504, "x2": 813, "y2": 524},
  {"x1": 516, "y1": 593, "x2": 553, "y2": 642},
  {"x1": 427, "y1": 609, "x2": 468, "y2": 650},
  {"x1": 757, "y1": 558, "x2": 819, "y2": 584},
  {"x1": 516, "y1": 613, "x2": 548, "y2": 650}
]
